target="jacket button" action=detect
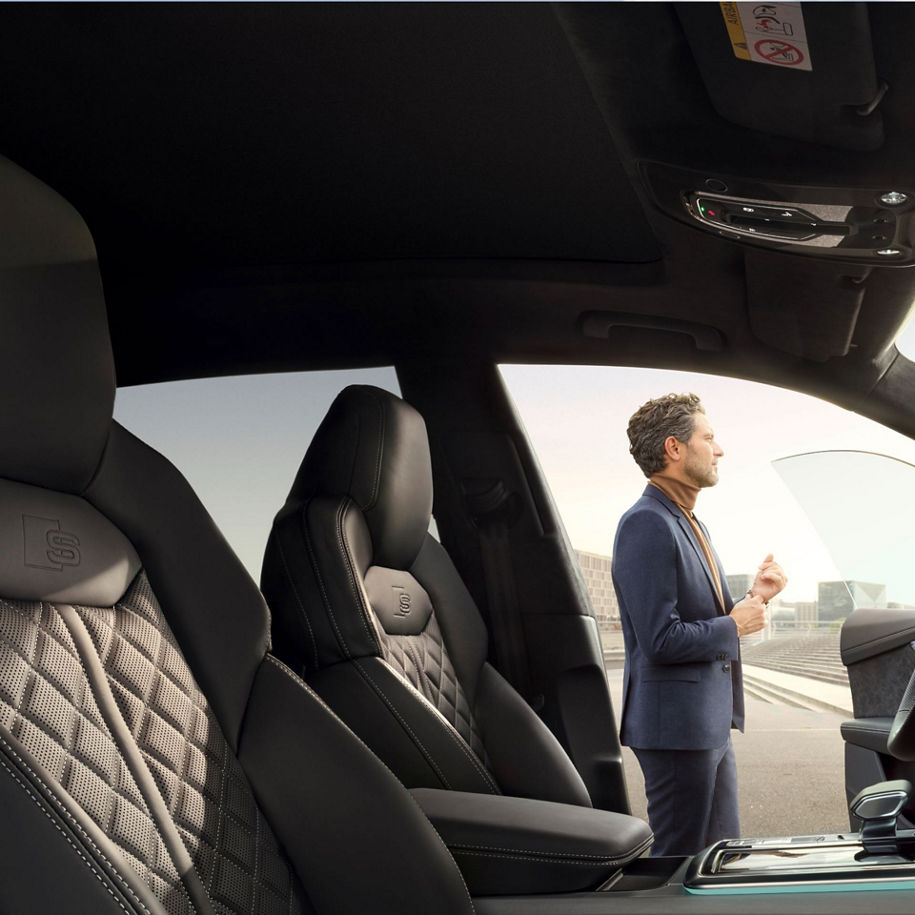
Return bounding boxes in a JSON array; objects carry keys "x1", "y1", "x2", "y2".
[{"x1": 722, "y1": 664, "x2": 730, "y2": 672}]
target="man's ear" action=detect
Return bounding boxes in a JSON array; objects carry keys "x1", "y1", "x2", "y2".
[{"x1": 663, "y1": 435, "x2": 683, "y2": 464}]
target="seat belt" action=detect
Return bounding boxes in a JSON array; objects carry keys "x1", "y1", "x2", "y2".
[{"x1": 465, "y1": 480, "x2": 532, "y2": 699}]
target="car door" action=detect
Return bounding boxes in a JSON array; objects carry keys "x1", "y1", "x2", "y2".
[{"x1": 774, "y1": 450, "x2": 915, "y2": 828}]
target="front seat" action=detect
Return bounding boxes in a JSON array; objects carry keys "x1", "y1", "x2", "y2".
[
  {"x1": 261, "y1": 385, "x2": 593, "y2": 807},
  {"x1": 0, "y1": 157, "x2": 474, "y2": 914}
]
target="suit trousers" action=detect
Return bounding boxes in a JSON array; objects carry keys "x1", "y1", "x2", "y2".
[{"x1": 632, "y1": 737, "x2": 739, "y2": 856}]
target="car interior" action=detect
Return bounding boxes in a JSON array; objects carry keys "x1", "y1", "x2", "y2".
[{"x1": 4, "y1": 2, "x2": 915, "y2": 912}]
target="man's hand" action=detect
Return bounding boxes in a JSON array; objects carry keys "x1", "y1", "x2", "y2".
[
  {"x1": 750, "y1": 553, "x2": 787, "y2": 604},
  {"x1": 729, "y1": 593, "x2": 767, "y2": 637}
]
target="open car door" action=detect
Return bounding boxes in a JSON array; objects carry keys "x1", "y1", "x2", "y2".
[{"x1": 774, "y1": 450, "x2": 915, "y2": 829}]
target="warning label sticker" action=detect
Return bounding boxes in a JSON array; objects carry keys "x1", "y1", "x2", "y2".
[{"x1": 719, "y1": 2, "x2": 813, "y2": 71}]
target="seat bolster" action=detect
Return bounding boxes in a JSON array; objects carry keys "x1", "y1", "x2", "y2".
[
  {"x1": 84, "y1": 423, "x2": 270, "y2": 751},
  {"x1": 239, "y1": 656, "x2": 475, "y2": 915},
  {"x1": 0, "y1": 733, "x2": 167, "y2": 915},
  {"x1": 310, "y1": 657, "x2": 501, "y2": 794},
  {"x1": 410, "y1": 535, "x2": 490, "y2": 702},
  {"x1": 265, "y1": 494, "x2": 379, "y2": 671},
  {"x1": 475, "y1": 662, "x2": 593, "y2": 807}
]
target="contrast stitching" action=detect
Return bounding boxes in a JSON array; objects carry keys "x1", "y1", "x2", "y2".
[
  {"x1": 0, "y1": 735, "x2": 152, "y2": 914},
  {"x1": 336, "y1": 501, "x2": 379, "y2": 652},
  {"x1": 447, "y1": 841, "x2": 646, "y2": 864},
  {"x1": 264, "y1": 656, "x2": 476, "y2": 913},
  {"x1": 351, "y1": 658, "x2": 452, "y2": 789},
  {"x1": 273, "y1": 532, "x2": 320, "y2": 670},
  {"x1": 374, "y1": 657, "x2": 500, "y2": 794},
  {"x1": 301, "y1": 501, "x2": 350, "y2": 657},
  {"x1": 364, "y1": 390, "x2": 386, "y2": 510},
  {"x1": 60, "y1": 603, "x2": 200, "y2": 914},
  {"x1": 451, "y1": 848, "x2": 627, "y2": 866}
]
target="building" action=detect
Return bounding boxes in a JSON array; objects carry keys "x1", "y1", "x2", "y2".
[
  {"x1": 575, "y1": 549, "x2": 619, "y2": 630},
  {"x1": 818, "y1": 580, "x2": 887, "y2": 622}
]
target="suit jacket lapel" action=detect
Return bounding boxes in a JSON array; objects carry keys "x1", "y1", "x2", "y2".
[{"x1": 645, "y1": 486, "x2": 725, "y2": 613}]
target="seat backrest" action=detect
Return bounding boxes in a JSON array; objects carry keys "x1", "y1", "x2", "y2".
[
  {"x1": 0, "y1": 157, "x2": 473, "y2": 915},
  {"x1": 262, "y1": 385, "x2": 592, "y2": 807}
]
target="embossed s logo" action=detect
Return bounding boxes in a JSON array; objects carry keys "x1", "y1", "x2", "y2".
[
  {"x1": 22, "y1": 515, "x2": 81, "y2": 571},
  {"x1": 392, "y1": 584, "x2": 412, "y2": 617}
]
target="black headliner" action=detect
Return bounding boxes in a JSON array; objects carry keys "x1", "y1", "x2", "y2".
[{"x1": 2, "y1": 2, "x2": 915, "y2": 434}]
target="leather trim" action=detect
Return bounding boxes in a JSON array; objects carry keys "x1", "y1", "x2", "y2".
[
  {"x1": 239, "y1": 656, "x2": 476, "y2": 915},
  {"x1": 59, "y1": 604, "x2": 209, "y2": 913},
  {"x1": 0, "y1": 729, "x2": 166, "y2": 915},
  {"x1": 0, "y1": 478, "x2": 140, "y2": 606},
  {"x1": 362, "y1": 657, "x2": 500, "y2": 793},
  {"x1": 411, "y1": 787, "x2": 653, "y2": 895}
]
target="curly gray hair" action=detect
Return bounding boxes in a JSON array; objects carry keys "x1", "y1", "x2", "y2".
[{"x1": 627, "y1": 393, "x2": 704, "y2": 477}]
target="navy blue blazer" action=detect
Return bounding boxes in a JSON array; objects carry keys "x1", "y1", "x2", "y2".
[{"x1": 612, "y1": 485, "x2": 744, "y2": 751}]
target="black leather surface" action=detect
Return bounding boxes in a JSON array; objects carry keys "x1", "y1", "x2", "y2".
[
  {"x1": 287, "y1": 385, "x2": 433, "y2": 569},
  {"x1": 841, "y1": 717, "x2": 893, "y2": 755},
  {"x1": 0, "y1": 157, "x2": 114, "y2": 494},
  {"x1": 889, "y1": 670, "x2": 915, "y2": 761},
  {"x1": 365, "y1": 565, "x2": 435, "y2": 636},
  {"x1": 310, "y1": 657, "x2": 500, "y2": 794},
  {"x1": 411, "y1": 787, "x2": 652, "y2": 895},
  {"x1": 475, "y1": 662, "x2": 592, "y2": 807},
  {"x1": 85, "y1": 423, "x2": 272, "y2": 752},
  {"x1": 0, "y1": 730, "x2": 167, "y2": 915},
  {"x1": 0, "y1": 477, "x2": 140, "y2": 606},
  {"x1": 239, "y1": 656, "x2": 475, "y2": 915},
  {"x1": 264, "y1": 386, "x2": 596, "y2": 809}
]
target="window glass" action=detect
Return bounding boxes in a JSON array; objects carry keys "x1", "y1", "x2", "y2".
[
  {"x1": 113, "y1": 368, "x2": 401, "y2": 579},
  {"x1": 500, "y1": 364, "x2": 915, "y2": 836},
  {"x1": 499, "y1": 364, "x2": 915, "y2": 616}
]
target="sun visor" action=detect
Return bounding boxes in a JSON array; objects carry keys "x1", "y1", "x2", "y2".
[
  {"x1": 0, "y1": 479, "x2": 140, "y2": 607},
  {"x1": 676, "y1": 3, "x2": 883, "y2": 151}
]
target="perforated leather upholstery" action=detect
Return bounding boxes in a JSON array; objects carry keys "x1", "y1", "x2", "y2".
[
  {"x1": 262, "y1": 385, "x2": 593, "y2": 808},
  {"x1": 0, "y1": 156, "x2": 474, "y2": 915}
]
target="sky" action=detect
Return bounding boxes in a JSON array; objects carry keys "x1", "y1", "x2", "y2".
[{"x1": 113, "y1": 329, "x2": 915, "y2": 608}]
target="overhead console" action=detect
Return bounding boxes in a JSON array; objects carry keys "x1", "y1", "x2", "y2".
[{"x1": 641, "y1": 160, "x2": 915, "y2": 265}]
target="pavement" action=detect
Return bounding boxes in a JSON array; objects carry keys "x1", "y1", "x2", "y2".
[{"x1": 606, "y1": 665, "x2": 854, "y2": 838}]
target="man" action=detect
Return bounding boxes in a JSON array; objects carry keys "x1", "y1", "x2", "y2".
[{"x1": 612, "y1": 393, "x2": 786, "y2": 856}]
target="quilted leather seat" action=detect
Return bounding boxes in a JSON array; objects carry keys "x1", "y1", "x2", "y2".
[
  {"x1": 262, "y1": 385, "x2": 593, "y2": 807},
  {"x1": 0, "y1": 157, "x2": 473, "y2": 914}
]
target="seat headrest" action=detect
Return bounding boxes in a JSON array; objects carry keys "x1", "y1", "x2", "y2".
[
  {"x1": 0, "y1": 156, "x2": 115, "y2": 493},
  {"x1": 288, "y1": 386, "x2": 433, "y2": 569}
]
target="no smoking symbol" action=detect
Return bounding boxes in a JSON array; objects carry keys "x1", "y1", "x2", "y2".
[{"x1": 754, "y1": 39, "x2": 804, "y2": 66}]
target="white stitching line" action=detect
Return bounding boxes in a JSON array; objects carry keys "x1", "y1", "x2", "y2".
[
  {"x1": 337, "y1": 500, "x2": 381, "y2": 651},
  {"x1": 374, "y1": 656, "x2": 500, "y2": 794},
  {"x1": 301, "y1": 498, "x2": 351, "y2": 657},
  {"x1": 0, "y1": 754, "x2": 133, "y2": 913},
  {"x1": 0, "y1": 735, "x2": 151, "y2": 914},
  {"x1": 450, "y1": 848, "x2": 633, "y2": 866},
  {"x1": 351, "y1": 658, "x2": 453, "y2": 789},
  {"x1": 62, "y1": 602, "x2": 200, "y2": 914},
  {"x1": 447, "y1": 840, "x2": 650, "y2": 864},
  {"x1": 273, "y1": 531, "x2": 320, "y2": 670},
  {"x1": 364, "y1": 389, "x2": 386, "y2": 511},
  {"x1": 264, "y1": 656, "x2": 476, "y2": 913}
]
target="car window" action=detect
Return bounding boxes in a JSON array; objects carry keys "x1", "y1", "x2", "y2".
[
  {"x1": 113, "y1": 368, "x2": 402, "y2": 579},
  {"x1": 499, "y1": 364, "x2": 915, "y2": 630}
]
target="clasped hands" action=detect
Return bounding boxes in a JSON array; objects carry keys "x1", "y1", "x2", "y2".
[{"x1": 729, "y1": 553, "x2": 787, "y2": 637}]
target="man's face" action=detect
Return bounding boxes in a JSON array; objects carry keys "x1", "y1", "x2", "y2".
[{"x1": 682, "y1": 413, "x2": 724, "y2": 488}]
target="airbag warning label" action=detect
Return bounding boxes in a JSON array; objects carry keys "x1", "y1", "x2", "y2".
[{"x1": 719, "y1": 3, "x2": 812, "y2": 71}]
